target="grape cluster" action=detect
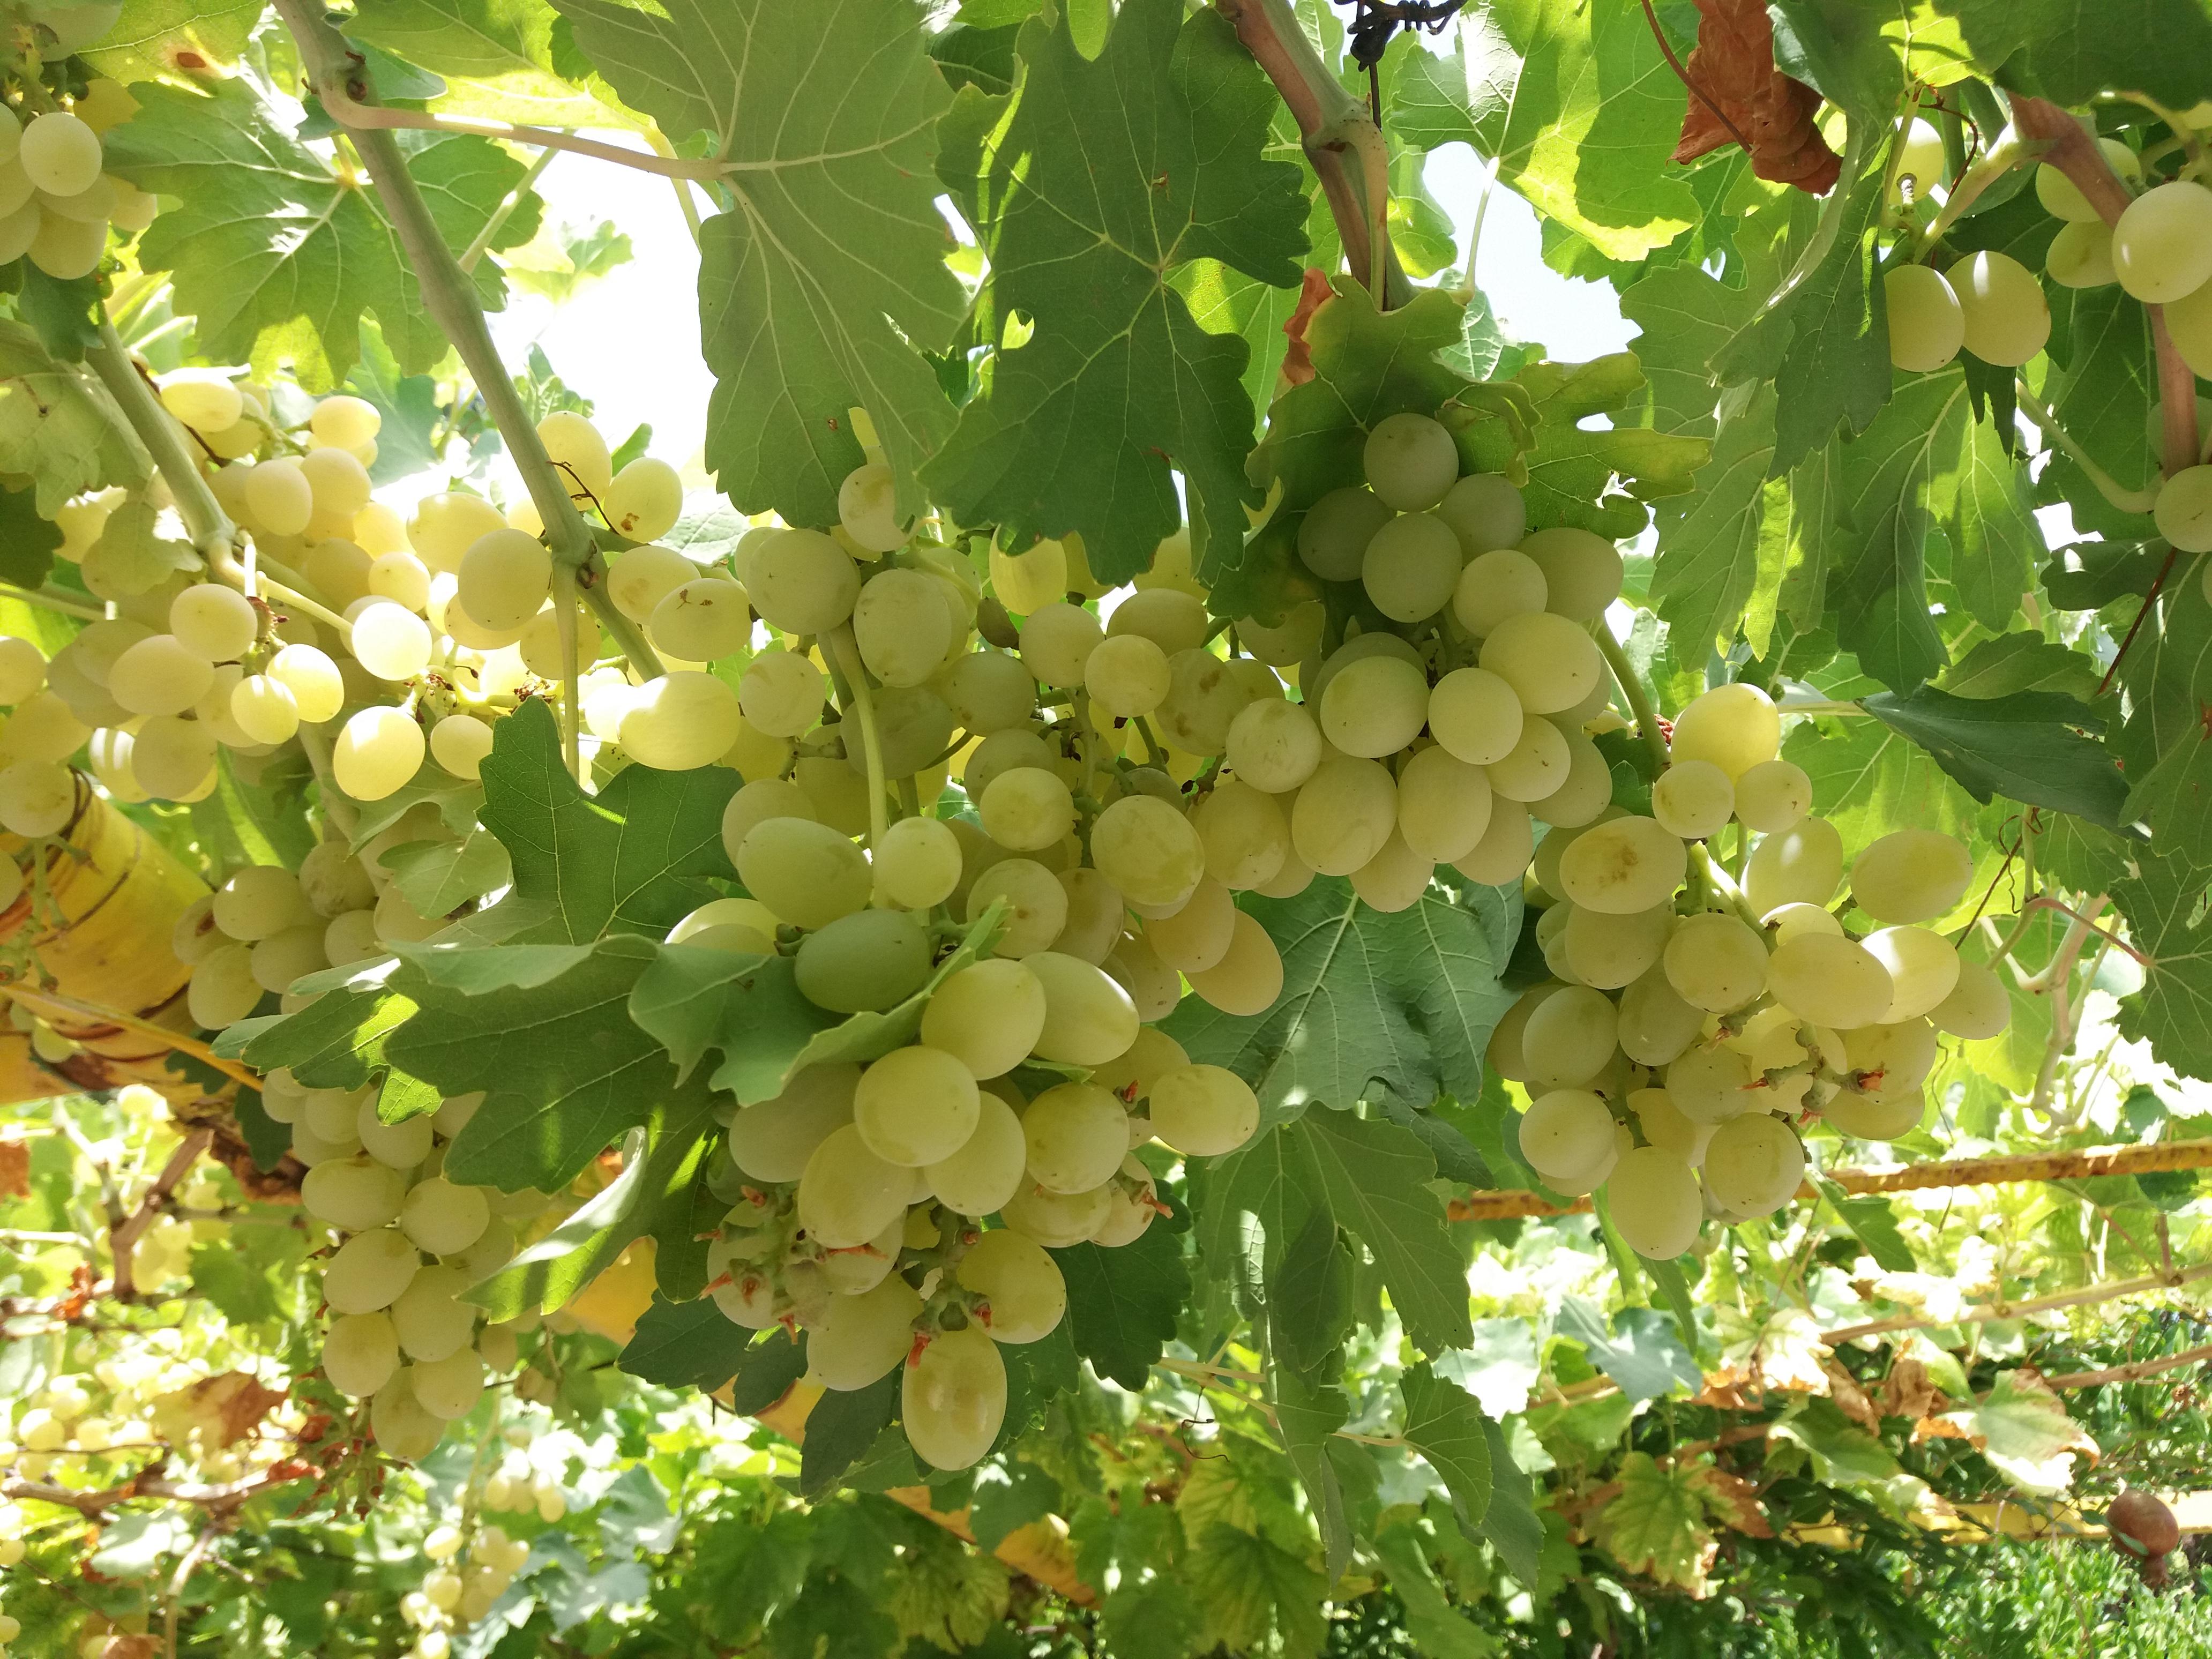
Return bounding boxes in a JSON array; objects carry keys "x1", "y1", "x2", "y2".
[
  {"x1": 1880, "y1": 106, "x2": 2212, "y2": 560},
  {"x1": 0, "y1": 72, "x2": 154, "y2": 282},
  {"x1": 400, "y1": 1502, "x2": 534, "y2": 1655},
  {"x1": 1489, "y1": 682, "x2": 2010, "y2": 1258}
]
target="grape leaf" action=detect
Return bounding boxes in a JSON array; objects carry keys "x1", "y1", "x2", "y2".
[
  {"x1": 84, "y1": 0, "x2": 265, "y2": 85},
  {"x1": 1590, "y1": 1451, "x2": 1719, "y2": 1593},
  {"x1": 923, "y1": 0, "x2": 1309, "y2": 582},
  {"x1": 1861, "y1": 683, "x2": 2127, "y2": 824},
  {"x1": 1400, "y1": 1361, "x2": 1493, "y2": 1528},
  {"x1": 0, "y1": 323, "x2": 151, "y2": 514},
  {"x1": 0, "y1": 485, "x2": 61, "y2": 589},
  {"x1": 1371, "y1": 1525, "x2": 1491, "y2": 1659},
  {"x1": 226, "y1": 960, "x2": 420, "y2": 1088},
  {"x1": 1392, "y1": 1, "x2": 1699, "y2": 262},
  {"x1": 1935, "y1": 398, "x2": 2041, "y2": 632},
  {"x1": 1937, "y1": 1369, "x2": 2098, "y2": 1496},
  {"x1": 1049, "y1": 1224, "x2": 1191, "y2": 1389},
  {"x1": 103, "y1": 77, "x2": 540, "y2": 389},
  {"x1": 1618, "y1": 265, "x2": 1742, "y2": 438},
  {"x1": 1783, "y1": 712, "x2": 1983, "y2": 856},
  {"x1": 610, "y1": 1298, "x2": 764, "y2": 1394},
  {"x1": 1162, "y1": 878, "x2": 1518, "y2": 1127},
  {"x1": 1186, "y1": 1523, "x2": 1327, "y2": 1659},
  {"x1": 1827, "y1": 371, "x2": 1967, "y2": 691},
  {"x1": 348, "y1": 0, "x2": 629, "y2": 128},
  {"x1": 1939, "y1": 633, "x2": 2102, "y2": 700},
  {"x1": 550, "y1": 0, "x2": 963, "y2": 528},
  {"x1": 2116, "y1": 559, "x2": 2212, "y2": 781},
  {"x1": 379, "y1": 832, "x2": 513, "y2": 919},
  {"x1": 2037, "y1": 283, "x2": 2157, "y2": 540},
  {"x1": 2113, "y1": 851, "x2": 2212, "y2": 1082},
  {"x1": 1942, "y1": 0, "x2": 2212, "y2": 109},
  {"x1": 472, "y1": 699, "x2": 737, "y2": 945},
  {"x1": 1648, "y1": 382, "x2": 1781, "y2": 661},
  {"x1": 2127, "y1": 728, "x2": 2212, "y2": 878},
  {"x1": 1554, "y1": 1299, "x2": 1699, "y2": 1403},
  {"x1": 1302, "y1": 1109, "x2": 1473, "y2": 1356}
]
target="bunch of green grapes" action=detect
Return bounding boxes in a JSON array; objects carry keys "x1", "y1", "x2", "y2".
[
  {"x1": 0, "y1": 66, "x2": 156, "y2": 283},
  {"x1": 1486, "y1": 683, "x2": 2012, "y2": 1260},
  {"x1": 400, "y1": 1504, "x2": 534, "y2": 1653},
  {"x1": 1882, "y1": 104, "x2": 2212, "y2": 564}
]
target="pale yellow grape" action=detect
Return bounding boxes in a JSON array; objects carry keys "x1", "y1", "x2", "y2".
[
  {"x1": 1763, "y1": 900, "x2": 1841, "y2": 946},
  {"x1": 1090, "y1": 1029, "x2": 1189, "y2": 1108},
  {"x1": 1054, "y1": 866, "x2": 1125, "y2": 963},
  {"x1": 1084, "y1": 632, "x2": 1170, "y2": 718},
  {"x1": 1730, "y1": 759, "x2": 1810, "y2": 833},
  {"x1": 1884, "y1": 264, "x2": 1964, "y2": 372},
  {"x1": 1108, "y1": 587, "x2": 1208, "y2": 655},
  {"x1": 1426, "y1": 666, "x2": 1523, "y2": 767},
  {"x1": 925, "y1": 1090, "x2": 1027, "y2": 1214},
  {"x1": 1485, "y1": 714, "x2": 1568, "y2": 802},
  {"x1": 1296, "y1": 486, "x2": 1388, "y2": 580},
  {"x1": 1141, "y1": 1062, "x2": 1259, "y2": 1159},
  {"x1": 795, "y1": 909, "x2": 931, "y2": 1011},
  {"x1": 400, "y1": 1178, "x2": 491, "y2": 1258},
  {"x1": 332, "y1": 707, "x2": 425, "y2": 801},
  {"x1": 1448, "y1": 549, "x2": 1543, "y2": 640},
  {"x1": 186, "y1": 943, "x2": 260, "y2": 1027},
  {"x1": 963, "y1": 728, "x2": 1055, "y2": 801},
  {"x1": 1233, "y1": 599, "x2": 1324, "y2": 667},
  {"x1": 1860, "y1": 925, "x2": 1959, "y2": 1022},
  {"x1": 968, "y1": 857, "x2": 1070, "y2": 956},
  {"x1": 1436, "y1": 471, "x2": 1526, "y2": 555},
  {"x1": 1319, "y1": 654, "x2": 1428, "y2": 758},
  {"x1": 1483, "y1": 984, "x2": 1555, "y2": 1083},
  {"x1": 747, "y1": 529, "x2": 860, "y2": 634},
  {"x1": 2169, "y1": 279, "x2": 2212, "y2": 379},
  {"x1": 738, "y1": 647, "x2": 827, "y2": 738},
  {"x1": 1842, "y1": 1019, "x2": 1939, "y2": 1097},
  {"x1": 454, "y1": 529, "x2": 550, "y2": 632},
  {"x1": 721, "y1": 779, "x2": 816, "y2": 864},
  {"x1": 1518, "y1": 1088, "x2": 1616, "y2": 1182},
  {"x1": 169, "y1": 584, "x2": 257, "y2": 663},
  {"x1": 408, "y1": 1347, "x2": 486, "y2": 1422},
  {"x1": 1605, "y1": 1146, "x2": 1702, "y2": 1259},
  {"x1": 1022, "y1": 1082, "x2": 1128, "y2": 1193},
  {"x1": 108, "y1": 634, "x2": 213, "y2": 716},
  {"x1": 160, "y1": 371, "x2": 243, "y2": 433},
  {"x1": 727, "y1": 1065, "x2": 857, "y2": 1183},
  {"x1": 980, "y1": 766, "x2": 1075, "y2": 851},
  {"x1": 1226, "y1": 696, "x2": 1322, "y2": 791},
  {"x1": 196, "y1": 664, "x2": 253, "y2": 747},
  {"x1": 1014, "y1": 600, "x2": 1099, "y2": 688},
  {"x1": 922, "y1": 959, "x2": 1046, "y2": 1079},
  {"x1": 853, "y1": 1045, "x2": 980, "y2": 1167},
  {"x1": 1557, "y1": 814, "x2": 1685, "y2": 914},
  {"x1": 1478, "y1": 611, "x2": 1602, "y2": 714},
  {"x1": 2034, "y1": 138, "x2": 2139, "y2": 221},
  {"x1": 1518, "y1": 528, "x2": 1623, "y2": 621},
  {"x1": 853, "y1": 567, "x2": 954, "y2": 688},
  {"x1": 1106, "y1": 933, "x2": 1182, "y2": 1021},
  {"x1": 648, "y1": 577, "x2": 749, "y2": 662},
  {"x1": 669, "y1": 895, "x2": 778, "y2": 953},
  {"x1": 1669, "y1": 683, "x2": 1778, "y2": 778},
  {"x1": 1310, "y1": 631, "x2": 1422, "y2": 706},
  {"x1": 604, "y1": 543, "x2": 696, "y2": 624},
  {"x1": 739, "y1": 818, "x2": 871, "y2": 930},
  {"x1": 323, "y1": 1227, "x2": 422, "y2": 1316},
  {"x1": 348, "y1": 601, "x2": 432, "y2": 683},
  {"x1": 250, "y1": 924, "x2": 327, "y2": 993},
  {"x1": 1530, "y1": 734, "x2": 1613, "y2": 829},
  {"x1": 1849, "y1": 828, "x2": 1973, "y2": 923},
  {"x1": 1615, "y1": 963, "x2": 1701, "y2": 1067},
  {"x1": 1396, "y1": 744, "x2": 1493, "y2": 862},
  {"x1": 1364, "y1": 411, "x2": 1459, "y2": 510},
  {"x1": 1361, "y1": 511, "x2": 1460, "y2": 622},
  {"x1": 1145, "y1": 877, "x2": 1235, "y2": 972},
  {"x1": 1766, "y1": 933, "x2": 1893, "y2": 1029},
  {"x1": 1929, "y1": 956, "x2": 2009, "y2": 1039},
  {"x1": 620, "y1": 671, "x2": 741, "y2": 769},
  {"x1": 311, "y1": 394, "x2": 380, "y2": 449},
  {"x1": 536, "y1": 409, "x2": 611, "y2": 500},
  {"x1": 1744, "y1": 816, "x2": 1844, "y2": 913},
  {"x1": 1026, "y1": 950, "x2": 1139, "y2": 1065},
  {"x1": 26, "y1": 210, "x2": 104, "y2": 280},
  {"x1": 2155, "y1": 464, "x2": 2212, "y2": 554},
  {"x1": 1953, "y1": 250, "x2": 2051, "y2": 367},
  {"x1": 301, "y1": 446, "x2": 372, "y2": 516},
  {"x1": 2047, "y1": 220, "x2": 2117, "y2": 289},
  {"x1": 429, "y1": 714, "x2": 495, "y2": 780},
  {"x1": 1661, "y1": 912, "x2": 1767, "y2": 1012},
  {"x1": 808, "y1": 1276, "x2": 921, "y2": 1391},
  {"x1": 240, "y1": 457, "x2": 311, "y2": 537},
  {"x1": 1824, "y1": 1087, "x2": 1924, "y2": 1140},
  {"x1": 958, "y1": 1230, "x2": 1065, "y2": 1343},
  {"x1": 1521, "y1": 984, "x2": 1617, "y2": 1089},
  {"x1": 1627, "y1": 1087, "x2": 1702, "y2": 1163},
  {"x1": 131, "y1": 716, "x2": 216, "y2": 799},
  {"x1": 873, "y1": 815, "x2": 961, "y2": 909},
  {"x1": 2113, "y1": 180, "x2": 2212, "y2": 302},
  {"x1": 833, "y1": 459, "x2": 905, "y2": 555},
  {"x1": 903, "y1": 1324, "x2": 1006, "y2": 1471},
  {"x1": 1651, "y1": 760, "x2": 1733, "y2": 840},
  {"x1": 407, "y1": 492, "x2": 504, "y2": 574},
  {"x1": 0, "y1": 635, "x2": 43, "y2": 704},
  {"x1": 19, "y1": 111, "x2": 100, "y2": 196},
  {"x1": 1194, "y1": 778, "x2": 1289, "y2": 890},
  {"x1": 302, "y1": 1154, "x2": 408, "y2": 1231},
  {"x1": 1563, "y1": 901, "x2": 1671, "y2": 990},
  {"x1": 1892, "y1": 116, "x2": 1943, "y2": 201},
  {"x1": 304, "y1": 539, "x2": 372, "y2": 607},
  {"x1": 1663, "y1": 1041, "x2": 1755, "y2": 1124},
  {"x1": 989, "y1": 537, "x2": 1067, "y2": 612},
  {"x1": 796, "y1": 1123, "x2": 910, "y2": 1247},
  {"x1": 1702, "y1": 1114, "x2": 1805, "y2": 1217},
  {"x1": 1091, "y1": 793, "x2": 1205, "y2": 905},
  {"x1": 367, "y1": 552, "x2": 431, "y2": 612},
  {"x1": 604, "y1": 456, "x2": 683, "y2": 543},
  {"x1": 1185, "y1": 910, "x2": 1282, "y2": 1015},
  {"x1": 1347, "y1": 828, "x2": 1428, "y2": 913},
  {"x1": 355, "y1": 1094, "x2": 433, "y2": 1169},
  {"x1": 325, "y1": 1313, "x2": 401, "y2": 1398},
  {"x1": 1289, "y1": 754, "x2": 1395, "y2": 875},
  {"x1": 940, "y1": 650, "x2": 1036, "y2": 731},
  {"x1": 2, "y1": 686, "x2": 88, "y2": 762},
  {"x1": 1155, "y1": 648, "x2": 1252, "y2": 754}
]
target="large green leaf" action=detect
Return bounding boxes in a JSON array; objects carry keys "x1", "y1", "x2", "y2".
[
  {"x1": 0, "y1": 324, "x2": 151, "y2": 515},
  {"x1": 1050, "y1": 1224, "x2": 1191, "y2": 1390},
  {"x1": 1618, "y1": 265, "x2": 1743, "y2": 439},
  {"x1": 104, "y1": 77, "x2": 539, "y2": 389},
  {"x1": 471, "y1": 699, "x2": 737, "y2": 944},
  {"x1": 1648, "y1": 383, "x2": 1780, "y2": 662},
  {"x1": 2113, "y1": 851, "x2": 2212, "y2": 1082},
  {"x1": 1400, "y1": 1362, "x2": 1493, "y2": 1528},
  {"x1": 349, "y1": 0, "x2": 627, "y2": 127},
  {"x1": 84, "y1": 0, "x2": 265, "y2": 84},
  {"x1": 1162, "y1": 877, "x2": 1518, "y2": 1126},
  {"x1": 551, "y1": 0, "x2": 965, "y2": 526},
  {"x1": 1827, "y1": 372, "x2": 1967, "y2": 691},
  {"x1": 1932, "y1": 0, "x2": 2212, "y2": 108},
  {"x1": 1393, "y1": 1, "x2": 1698, "y2": 263},
  {"x1": 1302, "y1": 1109, "x2": 1473, "y2": 1356},
  {"x1": 924, "y1": 0, "x2": 1309, "y2": 581},
  {"x1": 1860, "y1": 685, "x2": 2128, "y2": 828}
]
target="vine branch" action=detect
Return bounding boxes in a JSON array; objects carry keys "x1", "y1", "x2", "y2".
[
  {"x1": 85, "y1": 313, "x2": 240, "y2": 576},
  {"x1": 313, "y1": 80, "x2": 728, "y2": 181},
  {"x1": 1590, "y1": 622, "x2": 1669, "y2": 776}
]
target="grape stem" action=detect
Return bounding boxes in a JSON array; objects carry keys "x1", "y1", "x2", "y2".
[
  {"x1": 1688, "y1": 841, "x2": 1765, "y2": 931},
  {"x1": 2011, "y1": 380, "x2": 2161, "y2": 514},
  {"x1": 551, "y1": 564, "x2": 586, "y2": 784},
  {"x1": 310, "y1": 76, "x2": 731, "y2": 181},
  {"x1": 1587, "y1": 622, "x2": 1668, "y2": 777},
  {"x1": 826, "y1": 625, "x2": 891, "y2": 849},
  {"x1": 84, "y1": 312, "x2": 241, "y2": 576},
  {"x1": 0, "y1": 583, "x2": 103, "y2": 622},
  {"x1": 274, "y1": 0, "x2": 665, "y2": 684},
  {"x1": 647, "y1": 128, "x2": 708, "y2": 253},
  {"x1": 458, "y1": 145, "x2": 558, "y2": 275}
]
